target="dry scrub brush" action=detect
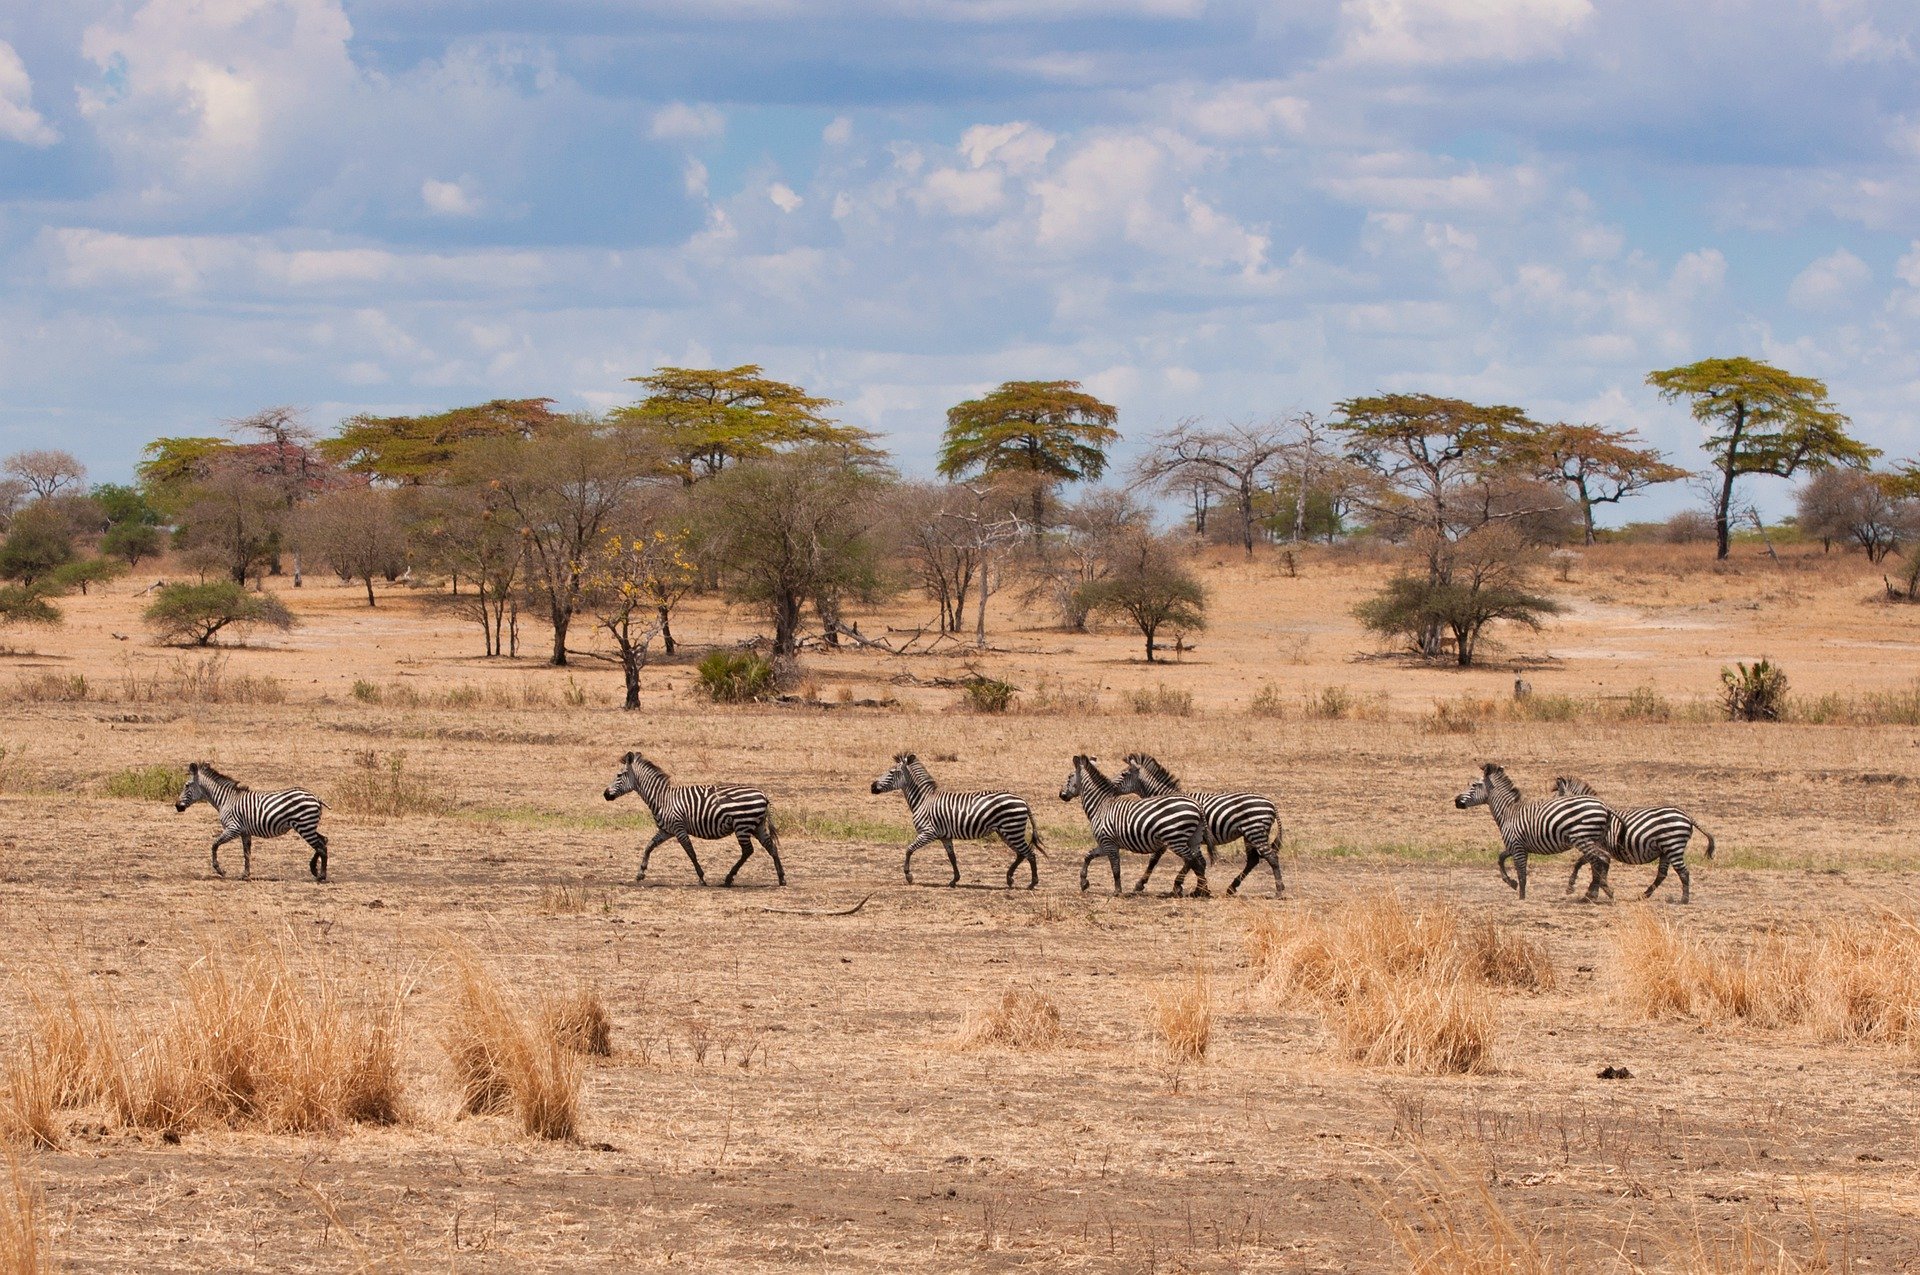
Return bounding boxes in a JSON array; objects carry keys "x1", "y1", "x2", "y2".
[
  {"x1": 1616, "y1": 907, "x2": 1920, "y2": 1047},
  {"x1": 4, "y1": 941, "x2": 402, "y2": 1141},
  {"x1": 952, "y1": 985, "x2": 1062, "y2": 1051},
  {"x1": 440, "y1": 957, "x2": 583, "y2": 1141},
  {"x1": 1249, "y1": 894, "x2": 1550, "y2": 1074},
  {"x1": 1379, "y1": 1155, "x2": 1554, "y2": 1275},
  {"x1": 1146, "y1": 965, "x2": 1213, "y2": 1064},
  {"x1": 0, "y1": 1152, "x2": 52, "y2": 1275}
]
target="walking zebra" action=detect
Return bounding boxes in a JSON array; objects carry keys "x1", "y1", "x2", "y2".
[
  {"x1": 1453, "y1": 763, "x2": 1612, "y2": 901},
  {"x1": 869, "y1": 753, "x2": 1043, "y2": 888},
  {"x1": 175, "y1": 762, "x2": 330, "y2": 882},
  {"x1": 1059, "y1": 755, "x2": 1209, "y2": 897},
  {"x1": 602, "y1": 752, "x2": 786, "y2": 887},
  {"x1": 1115, "y1": 753, "x2": 1283, "y2": 896},
  {"x1": 1554, "y1": 777, "x2": 1715, "y2": 904}
]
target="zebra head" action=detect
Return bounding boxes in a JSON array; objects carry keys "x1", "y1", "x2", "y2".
[
  {"x1": 1113, "y1": 757, "x2": 1149, "y2": 797},
  {"x1": 175, "y1": 763, "x2": 209, "y2": 813},
  {"x1": 1554, "y1": 776, "x2": 1595, "y2": 797},
  {"x1": 1456, "y1": 763, "x2": 1516, "y2": 810},
  {"x1": 604, "y1": 751, "x2": 644, "y2": 802},
  {"x1": 1059, "y1": 756, "x2": 1085, "y2": 803},
  {"x1": 1059, "y1": 755, "x2": 1105, "y2": 803},
  {"x1": 870, "y1": 753, "x2": 913, "y2": 796}
]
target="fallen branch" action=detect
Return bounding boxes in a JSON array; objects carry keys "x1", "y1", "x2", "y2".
[{"x1": 757, "y1": 892, "x2": 874, "y2": 917}]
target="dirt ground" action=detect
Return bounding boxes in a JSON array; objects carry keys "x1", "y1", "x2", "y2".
[{"x1": 3, "y1": 541, "x2": 1918, "y2": 1271}]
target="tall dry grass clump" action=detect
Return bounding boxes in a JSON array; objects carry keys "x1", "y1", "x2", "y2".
[
  {"x1": 1146, "y1": 965, "x2": 1213, "y2": 1064},
  {"x1": 440, "y1": 958, "x2": 582, "y2": 1141},
  {"x1": 953, "y1": 985, "x2": 1062, "y2": 1051},
  {"x1": 0, "y1": 1054, "x2": 60, "y2": 1152},
  {"x1": 542, "y1": 987, "x2": 614, "y2": 1058},
  {"x1": 1248, "y1": 894, "x2": 1535, "y2": 1074},
  {"x1": 1380, "y1": 1156, "x2": 1554, "y2": 1275},
  {"x1": 1615, "y1": 907, "x2": 1920, "y2": 1046},
  {"x1": 0, "y1": 1152, "x2": 53, "y2": 1275}
]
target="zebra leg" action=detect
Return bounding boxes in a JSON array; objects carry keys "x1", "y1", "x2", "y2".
[
  {"x1": 302, "y1": 831, "x2": 329, "y2": 882},
  {"x1": 676, "y1": 833, "x2": 708, "y2": 885},
  {"x1": 1497, "y1": 849, "x2": 1519, "y2": 892},
  {"x1": 636, "y1": 830, "x2": 673, "y2": 881},
  {"x1": 1644, "y1": 857, "x2": 1670, "y2": 900},
  {"x1": 240, "y1": 832, "x2": 253, "y2": 881},
  {"x1": 1586, "y1": 853, "x2": 1615, "y2": 901},
  {"x1": 209, "y1": 829, "x2": 241, "y2": 878},
  {"x1": 942, "y1": 839, "x2": 960, "y2": 887},
  {"x1": 757, "y1": 819, "x2": 787, "y2": 886},
  {"x1": 721, "y1": 831, "x2": 755, "y2": 887},
  {"x1": 1227, "y1": 835, "x2": 1259, "y2": 895},
  {"x1": 903, "y1": 832, "x2": 936, "y2": 885},
  {"x1": 1673, "y1": 860, "x2": 1691, "y2": 904},
  {"x1": 1515, "y1": 851, "x2": 1528, "y2": 900},
  {"x1": 1182, "y1": 831, "x2": 1210, "y2": 898},
  {"x1": 1132, "y1": 848, "x2": 1167, "y2": 894}
]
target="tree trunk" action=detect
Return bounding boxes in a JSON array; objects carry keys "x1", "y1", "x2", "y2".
[
  {"x1": 1143, "y1": 624, "x2": 1157, "y2": 663},
  {"x1": 1715, "y1": 465, "x2": 1736, "y2": 561},
  {"x1": 622, "y1": 655, "x2": 641, "y2": 709},
  {"x1": 364, "y1": 575, "x2": 376, "y2": 607},
  {"x1": 658, "y1": 606, "x2": 676, "y2": 655},
  {"x1": 773, "y1": 591, "x2": 801, "y2": 656},
  {"x1": 549, "y1": 604, "x2": 570, "y2": 666},
  {"x1": 1576, "y1": 479, "x2": 1596, "y2": 546},
  {"x1": 293, "y1": 550, "x2": 303, "y2": 588},
  {"x1": 1240, "y1": 485, "x2": 1256, "y2": 557},
  {"x1": 975, "y1": 561, "x2": 991, "y2": 649}
]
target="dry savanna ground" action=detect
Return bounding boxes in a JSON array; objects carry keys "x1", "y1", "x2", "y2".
[{"x1": 2, "y1": 540, "x2": 1919, "y2": 1272}]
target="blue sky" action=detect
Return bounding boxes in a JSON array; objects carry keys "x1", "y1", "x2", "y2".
[{"x1": 3, "y1": 0, "x2": 1920, "y2": 520}]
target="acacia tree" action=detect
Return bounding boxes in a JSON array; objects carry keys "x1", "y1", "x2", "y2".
[
  {"x1": 482, "y1": 420, "x2": 653, "y2": 667},
  {"x1": 1533, "y1": 422, "x2": 1689, "y2": 545},
  {"x1": 1133, "y1": 418, "x2": 1290, "y2": 556},
  {"x1": 320, "y1": 399, "x2": 565, "y2": 485},
  {"x1": 1075, "y1": 531, "x2": 1207, "y2": 662},
  {"x1": 616, "y1": 365, "x2": 876, "y2": 484},
  {"x1": 693, "y1": 447, "x2": 889, "y2": 656},
  {"x1": 1795, "y1": 467, "x2": 1918, "y2": 562},
  {"x1": 1647, "y1": 358, "x2": 1878, "y2": 560},
  {"x1": 583, "y1": 525, "x2": 698, "y2": 708},
  {"x1": 937, "y1": 380, "x2": 1119, "y2": 534}
]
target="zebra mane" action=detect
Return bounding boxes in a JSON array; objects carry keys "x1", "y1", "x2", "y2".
[
  {"x1": 627, "y1": 753, "x2": 669, "y2": 784},
  {"x1": 896, "y1": 752, "x2": 938, "y2": 793},
  {"x1": 194, "y1": 762, "x2": 247, "y2": 791},
  {"x1": 1555, "y1": 776, "x2": 1596, "y2": 797},
  {"x1": 1128, "y1": 753, "x2": 1179, "y2": 789},
  {"x1": 1481, "y1": 762, "x2": 1520, "y2": 802},
  {"x1": 1076, "y1": 755, "x2": 1115, "y2": 791}
]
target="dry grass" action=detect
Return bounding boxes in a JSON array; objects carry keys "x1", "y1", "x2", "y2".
[
  {"x1": 332, "y1": 749, "x2": 454, "y2": 819},
  {"x1": 1615, "y1": 907, "x2": 1920, "y2": 1046},
  {"x1": 0, "y1": 1054, "x2": 58, "y2": 1152},
  {"x1": 542, "y1": 987, "x2": 614, "y2": 1057},
  {"x1": 952, "y1": 985, "x2": 1063, "y2": 1050},
  {"x1": 1380, "y1": 1156, "x2": 1554, "y2": 1274},
  {"x1": 440, "y1": 957, "x2": 582, "y2": 1141},
  {"x1": 0, "y1": 1152, "x2": 52, "y2": 1275},
  {"x1": 1250, "y1": 895, "x2": 1525, "y2": 1074},
  {"x1": 1146, "y1": 965, "x2": 1213, "y2": 1064}
]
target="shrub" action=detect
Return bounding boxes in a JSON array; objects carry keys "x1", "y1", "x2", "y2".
[
  {"x1": 1146, "y1": 966, "x2": 1213, "y2": 1064},
  {"x1": 954, "y1": 986, "x2": 1062, "y2": 1050},
  {"x1": 696, "y1": 650, "x2": 777, "y2": 704},
  {"x1": 1304, "y1": 685, "x2": 1354, "y2": 720},
  {"x1": 351, "y1": 679, "x2": 382, "y2": 704},
  {"x1": 961, "y1": 675, "x2": 1017, "y2": 714},
  {"x1": 2, "y1": 673, "x2": 87, "y2": 703},
  {"x1": 103, "y1": 764, "x2": 178, "y2": 802},
  {"x1": 143, "y1": 582, "x2": 295, "y2": 647},
  {"x1": 441, "y1": 958, "x2": 582, "y2": 1140},
  {"x1": 1126, "y1": 684, "x2": 1194, "y2": 716},
  {"x1": 332, "y1": 750, "x2": 452, "y2": 819},
  {"x1": 1721, "y1": 659, "x2": 1787, "y2": 722},
  {"x1": 1618, "y1": 684, "x2": 1673, "y2": 722},
  {"x1": 1662, "y1": 509, "x2": 1717, "y2": 544},
  {"x1": 1247, "y1": 682, "x2": 1286, "y2": 718}
]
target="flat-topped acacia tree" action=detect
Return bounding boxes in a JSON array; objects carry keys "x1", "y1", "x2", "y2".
[
  {"x1": 1647, "y1": 357, "x2": 1878, "y2": 559},
  {"x1": 937, "y1": 380, "x2": 1119, "y2": 534},
  {"x1": 616, "y1": 365, "x2": 879, "y2": 484}
]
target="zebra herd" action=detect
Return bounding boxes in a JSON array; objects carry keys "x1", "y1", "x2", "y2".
[{"x1": 171, "y1": 755, "x2": 1713, "y2": 903}]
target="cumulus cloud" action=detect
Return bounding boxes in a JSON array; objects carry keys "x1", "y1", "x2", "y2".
[
  {"x1": 823, "y1": 115, "x2": 853, "y2": 145},
  {"x1": 650, "y1": 101, "x2": 726, "y2": 141},
  {"x1": 421, "y1": 177, "x2": 481, "y2": 216},
  {"x1": 1341, "y1": 0, "x2": 1594, "y2": 64},
  {"x1": 768, "y1": 182, "x2": 803, "y2": 212},
  {"x1": 0, "y1": 41, "x2": 59, "y2": 147},
  {"x1": 958, "y1": 122, "x2": 1056, "y2": 172},
  {"x1": 1788, "y1": 248, "x2": 1872, "y2": 308}
]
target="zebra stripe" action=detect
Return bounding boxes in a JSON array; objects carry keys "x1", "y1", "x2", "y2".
[
  {"x1": 870, "y1": 753, "x2": 1042, "y2": 888},
  {"x1": 1454, "y1": 763, "x2": 1611, "y2": 900},
  {"x1": 603, "y1": 752, "x2": 786, "y2": 887},
  {"x1": 1060, "y1": 755, "x2": 1209, "y2": 896},
  {"x1": 175, "y1": 761, "x2": 329, "y2": 881},
  {"x1": 1116, "y1": 752, "x2": 1283, "y2": 896},
  {"x1": 1554, "y1": 777, "x2": 1714, "y2": 904}
]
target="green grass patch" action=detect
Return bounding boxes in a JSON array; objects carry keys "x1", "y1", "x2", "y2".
[{"x1": 102, "y1": 763, "x2": 180, "y2": 802}]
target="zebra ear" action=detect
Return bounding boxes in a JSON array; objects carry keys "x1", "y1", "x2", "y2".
[
  {"x1": 621, "y1": 751, "x2": 635, "y2": 765},
  {"x1": 898, "y1": 752, "x2": 915, "y2": 763},
  {"x1": 188, "y1": 762, "x2": 199, "y2": 776}
]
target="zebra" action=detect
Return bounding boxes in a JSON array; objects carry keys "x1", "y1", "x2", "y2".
[
  {"x1": 174, "y1": 761, "x2": 330, "y2": 882},
  {"x1": 869, "y1": 753, "x2": 1043, "y2": 888},
  {"x1": 1059, "y1": 755, "x2": 1209, "y2": 897},
  {"x1": 1114, "y1": 753, "x2": 1284, "y2": 897},
  {"x1": 1554, "y1": 777, "x2": 1715, "y2": 904},
  {"x1": 1453, "y1": 763, "x2": 1612, "y2": 901},
  {"x1": 602, "y1": 752, "x2": 786, "y2": 887}
]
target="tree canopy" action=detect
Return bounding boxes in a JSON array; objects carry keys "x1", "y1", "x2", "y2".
[
  {"x1": 1647, "y1": 357, "x2": 1878, "y2": 559},
  {"x1": 615, "y1": 365, "x2": 873, "y2": 483},
  {"x1": 937, "y1": 380, "x2": 1119, "y2": 529},
  {"x1": 319, "y1": 398, "x2": 564, "y2": 484},
  {"x1": 1532, "y1": 422, "x2": 1689, "y2": 545}
]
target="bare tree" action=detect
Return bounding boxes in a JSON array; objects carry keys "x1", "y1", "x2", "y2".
[
  {"x1": 228, "y1": 406, "x2": 326, "y2": 585},
  {"x1": 1277, "y1": 412, "x2": 1349, "y2": 543},
  {"x1": 176, "y1": 464, "x2": 287, "y2": 585},
  {"x1": 417, "y1": 483, "x2": 525, "y2": 657},
  {"x1": 297, "y1": 487, "x2": 409, "y2": 606},
  {"x1": 1133, "y1": 418, "x2": 1289, "y2": 556},
  {"x1": 1796, "y1": 467, "x2": 1919, "y2": 562},
  {"x1": 0, "y1": 479, "x2": 26, "y2": 530},
  {"x1": 1024, "y1": 488, "x2": 1153, "y2": 631},
  {"x1": 3, "y1": 450, "x2": 86, "y2": 502}
]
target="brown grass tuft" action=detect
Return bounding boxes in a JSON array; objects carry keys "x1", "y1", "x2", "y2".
[
  {"x1": 1250, "y1": 894, "x2": 1523, "y2": 1074},
  {"x1": 0, "y1": 1054, "x2": 59, "y2": 1152},
  {"x1": 0, "y1": 1151, "x2": 53, "y2": 1275},
  {"x1": 543, "y1": 987, "x2": 614, "y2": 1057},
  {"x1": 1380, "y1": 1156, "x2": 1553, "y2": 1274},
  {"x1": 953, "y1": 985, "x2": 1063, "y2": 1050},
  {"x1": 1146, "y1": 966, "x2": 1213, "y2": 1064},
  {"x1": 440, "y1": 957, "x2": 582, "y2": 1140},
  {"x1": 1616, "y1": 907, "x2": 1920, "y2": 1046}
]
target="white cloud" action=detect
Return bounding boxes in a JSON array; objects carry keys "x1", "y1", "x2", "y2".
[
  {"x1": 1169, "y1": 82, "x2": 1308, "y2": 141},
  {"x1": 421, "y1": 177, "x2": 481, "y2": 217},
  {"x1": 649, "y1": 101, "x2": 725, "y2": 141},
  {"x1": 823, "y1": 115, "x2": 853, "y2": 145},
  {"x1": 1671, "y1": 248, "x2": 1727, "y2": 296},
  {"x1": 915, "y1": 167, "x2": 1005, "y2": 217},
  {"x1": 684, "y1": 158, "x2": 710, "y2": 198},
  {"x1": 0, "y1": 41, "x2": 58, "y2": 147},
  {"x1": 1788, "y1": 248, "x2": 1871, "y2": 308},
  {"x1": 1341, "y1": 0, "x2": 1593, "y2": 65},
  {"x1": 958, "y1": 121, "x2": 1056, "y2": 172},
  {"x1": 768, "y1": 182, "x2": 803, "y2": 213}
]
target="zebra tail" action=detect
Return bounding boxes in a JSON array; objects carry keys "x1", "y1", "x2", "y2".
[
  {"x1": 1028, "y1": 812, "x2": 1048, "y2": 858},
  {"x1": 1692, "y1": 818, "x2": 1715, "y2": 859}
]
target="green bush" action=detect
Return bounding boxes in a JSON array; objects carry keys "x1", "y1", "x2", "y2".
[
  {"x1": 143, "y1": 582, "x2": 296, "y2": 647},
  {"x1": 104, "y1": 764, "x2": 180, "y2": 801},
  {"x1": 962, "y1": 675, "x2": 1017, "y2": 714},
  {"x1": 1126, "y1": 684, "x2": 1194, "y2": 716},
  {"x1": 696, "y1": 650, "x2": 776, "y2": 704},
  {"x1": 352, "y1": 679, "x2": 382, "y2": 704},
  {"x1": 1721, "y1": 659, "x2": 1788, "y2": 722}
]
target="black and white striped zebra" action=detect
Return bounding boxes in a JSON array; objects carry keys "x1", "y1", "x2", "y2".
[
  {"x1": 1453, "y1": 763, "x2": 1612, "y2": 901},
  {"x1": 603, "y1": 752, "x2": 786, "y2": 887},
  {"x1": 175, "y1": 761, "x2": 330, "y2": 882},
  {"x1": 1115, "y1": 753, "x2": 1283, "y2": 896},
  {"x1": 869, "y1": 753, "x2": 1043, "y2": 888},
  {"x1": 1059, "y1": 755, "x2": 1209, "y2": 897},
  {"x1": 1554, "y1": 777, "x2": 1715, "y2": 904}
]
